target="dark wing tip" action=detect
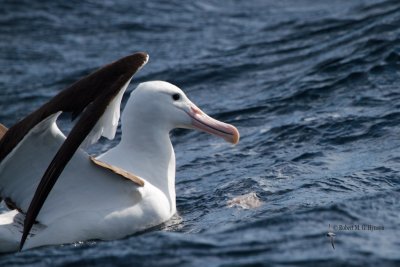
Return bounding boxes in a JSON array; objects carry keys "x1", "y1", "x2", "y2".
[
  {"x1": 134, "y1": 51, "x2": 149, "y2": 64},
  {"x1": 67, "y1": 51, "x2": 149, "y2": 122},
  {"x1": 134, "y1": 51, "x2": 149, "y2": 62},
  {"x1": 119, "y1": 52, "x2": 149, "y2": 72}
]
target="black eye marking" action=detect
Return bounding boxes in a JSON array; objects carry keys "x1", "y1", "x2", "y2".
[{"x1": 172, "y1": 93, "x2": 181, "y2": 101}]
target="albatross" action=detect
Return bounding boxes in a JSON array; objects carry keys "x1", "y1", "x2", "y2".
[{"x1": 0, "y1": 52, "x2": 239, "y2": 253}]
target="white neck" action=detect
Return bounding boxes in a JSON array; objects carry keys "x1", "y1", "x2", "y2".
[{"x1": 98, "y1": 103, "x2": 176, "y2": 214}]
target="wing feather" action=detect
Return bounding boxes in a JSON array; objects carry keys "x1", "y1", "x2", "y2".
[
  {"x1": 0, "y1": 52, "x2": 148, "y2": 250},
  {"x1": 0, "y1": 52, "x2": 148, "y2": 163}
]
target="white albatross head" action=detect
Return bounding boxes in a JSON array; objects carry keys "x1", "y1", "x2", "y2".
[{"x1": 125, "y1": 81, "x2": 239, "y2": 144}]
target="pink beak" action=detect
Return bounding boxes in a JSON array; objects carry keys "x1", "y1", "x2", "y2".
[{"x1": 187, "y1": 105, "x2": 240, "y2": 144}]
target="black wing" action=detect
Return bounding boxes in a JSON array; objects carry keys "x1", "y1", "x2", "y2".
[{"x1": 0, "y1": 52, "x2": 149, "y2": 250}]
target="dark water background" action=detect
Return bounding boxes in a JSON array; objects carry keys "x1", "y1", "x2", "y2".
[{"x1": 1, "y1": 0, "x2": 400, "y2": 266}]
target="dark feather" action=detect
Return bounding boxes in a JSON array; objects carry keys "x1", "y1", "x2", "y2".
[
  {"x1": 0, "y1": 52, "x2": 149, "y2": 250},
  {"x1": 0, "y1": 52, "x2": 148, "y2": 163}
]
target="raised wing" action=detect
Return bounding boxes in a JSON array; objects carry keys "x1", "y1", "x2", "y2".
[{"x1": 0, "y1": 52, "x2": 148, "y2": 250}]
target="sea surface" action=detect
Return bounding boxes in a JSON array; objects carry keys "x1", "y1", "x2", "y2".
[{"x1": 1, "y1": 0, "x2": 400, "y2": 266}]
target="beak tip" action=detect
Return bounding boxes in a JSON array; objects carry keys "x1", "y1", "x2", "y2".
[{"x1": 228, "y1": 127, "x2": 240, "y2": 145}]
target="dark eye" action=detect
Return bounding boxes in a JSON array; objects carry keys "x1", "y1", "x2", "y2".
[{"x1": 172, "y1": 93, "x2": 181, "y2": 101}]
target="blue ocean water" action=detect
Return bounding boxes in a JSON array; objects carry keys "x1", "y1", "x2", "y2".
[{"x1": 1, "y1": 0, "x2": 400, "y2": 266}]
